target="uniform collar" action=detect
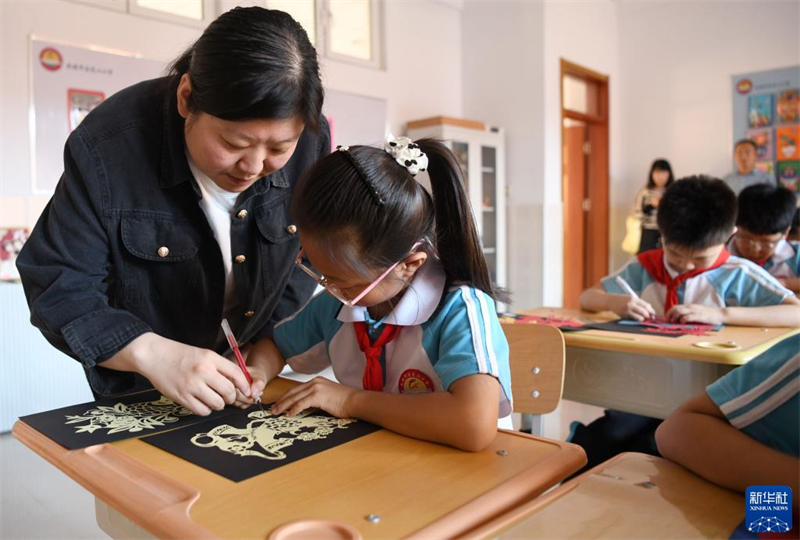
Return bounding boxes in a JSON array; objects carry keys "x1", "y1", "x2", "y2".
[{"x1": 336, "y1": 258, "x2": 447, "y2": 327}]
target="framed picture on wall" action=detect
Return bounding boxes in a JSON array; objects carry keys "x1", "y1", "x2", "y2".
[
  {"x1": 748, "y1": 94, "x2": 774, "y2": 128},
  {"x1": 0, "y1": 228, "x2": 29, "y2": 282},
  {"x1": 747, "y1": 128, "x2": 773, "y2": 160},
  {"x1": 777, "y1": 89, "x2": 799, "y2": 124},
  {"x1": 777, "y1": 161, "x2": 800, "y2": 192},
  {"x1": 776, "y1": 125, "x2": 799, "y2": 161},
  {"x1": 68, "y1": 89, "x2": 105, "y2": 131}
]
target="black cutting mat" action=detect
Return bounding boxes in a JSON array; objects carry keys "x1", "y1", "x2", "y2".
[
  {"x1": 143, "y1": 404, "x2": 381, "y2": 482},
  {"x1": 20, "y1": 390, "x2": 238, "y2": 449}
]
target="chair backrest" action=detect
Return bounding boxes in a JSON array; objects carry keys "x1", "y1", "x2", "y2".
[{"x1": 502, "y1": 323, "x2": 566, "y2": 415}]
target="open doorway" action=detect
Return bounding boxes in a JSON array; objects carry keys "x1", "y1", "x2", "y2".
[{"x1": 561, "y1": 59, "x2": 609, "y2": 308}]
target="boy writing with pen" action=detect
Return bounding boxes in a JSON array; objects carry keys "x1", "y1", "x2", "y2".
[{"x1": 580, "y1": 175, "x2": 800, "y2": 327}]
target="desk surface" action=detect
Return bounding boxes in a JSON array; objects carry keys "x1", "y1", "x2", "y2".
[
  {"x1": 13, "y1": 378, "x2": 586, "y2": 540},
  {"x1": 519, "y1": 308, "x2": 798, "y2": 365},
  {"x1": 463, "y1": 452, "x2": 744, "y2": 539}
]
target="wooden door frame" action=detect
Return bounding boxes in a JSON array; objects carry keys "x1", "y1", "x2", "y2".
[{"x1": 560, "y1": 59, "x2": 609, "y2": 306}]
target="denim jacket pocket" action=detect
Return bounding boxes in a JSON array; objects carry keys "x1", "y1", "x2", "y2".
[
  {"x1": 254, "y1": 194, "x2": 297, "y2": 244},
  {"x1": 120, "y1": 214, "x2": 204, "y2": 304}
]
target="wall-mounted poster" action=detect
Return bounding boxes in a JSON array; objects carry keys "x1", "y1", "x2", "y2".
[
  {"x1": 732, "y1": 67, "x2": 800, "y2": 181},
  {"x1": 748, "y1": 94, "x2": 774, "y2": 128},
  {"x1": 30, "y1": 37, "x2": 165, "y2": 194},
  {"x1": 755, "y1": 161, "x2": 775, "y2": 176},
  {"x1": 747, "y1": 128, "x2": 773, "y2": 160},
  {"x1": 778, "y1": 89, "x2": 799, "y2": 124},
  {"x1": 776, "y1": 125, "x2": 800, "y2": 162},
  {"x1": 777, "y1": 161, "x2": 800, "y2": 192}
]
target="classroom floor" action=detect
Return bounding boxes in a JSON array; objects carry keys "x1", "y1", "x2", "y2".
[
  {"x1": 1, "y1": 433, "x2": 108, "y2": 540},
  {"x1": 0, "y1": 399, "x2": 604, "y2": 540}
]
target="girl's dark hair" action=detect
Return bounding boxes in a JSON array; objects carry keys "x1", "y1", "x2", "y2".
[
  {"x1": 168, "y1": 7, "x2": 323, "y2": 131},
  {"x1": 291, "y1": 139, "x2": 505, "y2": 302},
  {"x1": 647, "y1": 158, "x2": 675, "y2": 188}
]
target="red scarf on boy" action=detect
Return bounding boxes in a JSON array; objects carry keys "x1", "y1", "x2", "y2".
[
  {"x1": 353, "y1": 322, "x2": 401, "y2": 392},
  {"x1": 636, "y1": 247, "x2": 730, "y2": 313}
]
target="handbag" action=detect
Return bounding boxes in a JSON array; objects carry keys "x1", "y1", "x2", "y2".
[{"x1": 621, "y1": 214, "x2": 642, "y2": 254}]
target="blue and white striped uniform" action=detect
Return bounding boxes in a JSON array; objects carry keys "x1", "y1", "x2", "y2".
[
  {"x1": 707, "y1": 335, "x2": 799, "y2": 456},
  {"x1": 730, "y1": 239, "x2": 800, "y2": 280},
  {"x1": 273, "y1": 259, "x2": 513, "y2": 422},
  {"x1": 601, "y1": 254, "x2": 792, "y2": 316}
]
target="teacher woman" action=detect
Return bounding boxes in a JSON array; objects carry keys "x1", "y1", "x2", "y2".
[{"x1": 17, "y1": 7, "x2": 329, "y2": 415}]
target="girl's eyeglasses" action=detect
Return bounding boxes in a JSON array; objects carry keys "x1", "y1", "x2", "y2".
[{"x1": 295, "y1": 240, "x2": 425, "y2": 307}]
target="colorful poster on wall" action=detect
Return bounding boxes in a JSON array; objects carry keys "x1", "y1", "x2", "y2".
[
  {"x1": 777, "y1": 161, "x2": 800, "y2": 192},
  {"x1": 748, "y1": 94, "x2": 774, "y2": 128},
  {"x1": 30, "y1": 38, "x2": 165, "y2": 193},
  {"x1": 775, "y1": 125, "x2": 800, "y2": 161},
  {"x1": 747, "y1": 128, "x2": 773, "y2": 160},
  {"x1": 732, "y1": 67, "x2": 800, "y2": 182},
  {"x1": 777, "y1": 89, "x2": 799, "y2": 124}
]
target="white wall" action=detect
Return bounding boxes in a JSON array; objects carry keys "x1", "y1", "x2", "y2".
[
  {"x1": 541, "y1": 0, "x2": 620, "y2": 307},
  {"x1": 612, "y1": 0, "x2": 800, "y2": 270},
  {"x1": 0, "y1": 0, "x2": 463, "y2": 229},
  {"x1": 461, "y1": 1, "x2": 546, "y2": 310}
]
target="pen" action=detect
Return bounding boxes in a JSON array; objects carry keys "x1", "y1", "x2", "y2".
[
  {"x1": 221, "y1": 318, "x2": 264, "y2": 412},
  {"x1": 615, "y1": 276, "x2": 639, "y2": 299}
]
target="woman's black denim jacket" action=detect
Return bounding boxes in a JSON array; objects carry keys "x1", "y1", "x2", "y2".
[{"x1": 17, "y1": 77, "x2": 330, "y2": 397}]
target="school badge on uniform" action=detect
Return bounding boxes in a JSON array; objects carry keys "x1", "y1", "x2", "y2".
[
  {"x1": 398, "y1": 369, "x2": 434, "y2": 394},
  {"x1": 745, "y1": 485, "x2": 792, "y2": 533}
]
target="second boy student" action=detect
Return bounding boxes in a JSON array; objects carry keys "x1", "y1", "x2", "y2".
[
  {"x1": 580, "y1": 175, "x2": 800, "y2": 327},
  {"x1": 729, "y1": 184, "x2": 800, "y2": 294}
]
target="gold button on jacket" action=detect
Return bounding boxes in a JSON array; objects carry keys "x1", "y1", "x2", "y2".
[
  {"x1": 157, "y1": 246, "x2": 169, "y2": 258},
  {"x1": 235, "y1": 255, "x2": 246, "y2": 264}
]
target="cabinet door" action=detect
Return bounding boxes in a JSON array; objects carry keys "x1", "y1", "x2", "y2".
[{"x1": 481, "y1": 145, "x2": 498, "y2": 281}]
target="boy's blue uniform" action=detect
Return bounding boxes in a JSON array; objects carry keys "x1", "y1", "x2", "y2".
[
  {"x1": 729, "y1": 239, "x2": 800, "y2": 281},
  {"x1": 707, "y1": 335, "x2": 799, "y2": 457},
  {"x1": 274, "y1": 259, "x2": 513, "y2": 420},
  {"x1": 601, "y1": 253, "x2": 791, "y2": 315}
]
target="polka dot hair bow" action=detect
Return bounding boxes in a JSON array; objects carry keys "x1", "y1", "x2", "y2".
[{"x1": 384, "y1": 132, "x2": 428, "y2": 176}]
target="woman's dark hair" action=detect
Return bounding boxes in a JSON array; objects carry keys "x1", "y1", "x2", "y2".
[
  {"x1": 646, "y1": 159, "x2": 674, "y2": 188},
  {"x1": 737, "y1": 183, "x2": 798, "y2": 235},
  {"x1": 168, "y1": 7, "x2": 323, "y2": 131},
  {"x1": 291, "y1": 139, "x2": 505, "y2": 302}
]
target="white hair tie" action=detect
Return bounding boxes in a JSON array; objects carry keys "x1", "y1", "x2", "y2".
[{"x1": 384, "y1": 133, "x2": 428, "y2": 176}]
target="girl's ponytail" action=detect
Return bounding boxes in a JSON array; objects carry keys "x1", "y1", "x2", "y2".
[{"x1": 415, "y1": 139, "x2": 507, "y2": 302}]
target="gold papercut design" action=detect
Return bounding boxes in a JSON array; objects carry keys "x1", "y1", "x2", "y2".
[
  {"x1": 65, "y1": 396, "x2": 192, "y2": 434},
  {"x1": 191, "y1": 410, "x2": 356, "y2": 460}
]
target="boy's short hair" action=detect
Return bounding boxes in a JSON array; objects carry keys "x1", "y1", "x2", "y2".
[
  {"x1": 657, "y1": 175, "x2": 737, "y2": 250},
  {"x1": 734, "y1": 139, "x2": 758, "y2": 151},
  {"x1": 737, "y1": 184, "x2": 798, "y2": 235}
]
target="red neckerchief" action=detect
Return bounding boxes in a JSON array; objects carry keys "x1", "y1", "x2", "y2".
[
  {"x1": 637, "y1": 247, "x2": 731, "y2": 312},
  {"x1": 353, "y1": 322, "x2": 401, "y2": 392}
]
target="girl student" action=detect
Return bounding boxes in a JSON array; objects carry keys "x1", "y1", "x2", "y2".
[{"x1": 235, "y1": 135, "x2": 513, "y2": 452}]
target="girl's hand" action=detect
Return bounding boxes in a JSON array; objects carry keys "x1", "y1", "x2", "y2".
[
  {"x1": 666, "y1": 304, "x2": 724, "y2": 325},
  {"x1": 271, "y1": 377, "x2": 359, "y2": 418},
  {"x1": 610, "y1": 295, "x2": 656, "y2": 321}
]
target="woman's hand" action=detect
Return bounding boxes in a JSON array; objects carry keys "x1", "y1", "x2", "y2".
[
  {"x1": 271, "y1": 377, "x2": 359, "y2": 418},
  {"x1": 104, "y1": 333, "x2": 251, "y2": 416},
  {"x1": 610, "y1": 294, "x2": 656, "y2": 321},
  {"x1": 666, "y1": 304, "x2": 725, "y2": 325},
  {"x1": 232, "y1": 337, "x2": 287, "y2": 408}
]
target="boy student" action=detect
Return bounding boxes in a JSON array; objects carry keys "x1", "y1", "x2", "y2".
[
  {"x1": 723, "y1": 139, "x2": 775, "y2": 195},
  {"x1": 656, "y1": 334, "x2": 799, "y2": 512},
  {"x1": 579, "y1": 175, "x2": 800, "y2": 327},
  {"x1": 730, "y1": 184, "x2": 800, "y2": 294}
]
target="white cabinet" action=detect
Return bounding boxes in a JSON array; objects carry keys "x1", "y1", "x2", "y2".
[{"x1": 407, "y1": 117, "x2": 507, "y2": 291}]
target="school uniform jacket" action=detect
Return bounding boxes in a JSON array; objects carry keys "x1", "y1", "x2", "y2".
[
  {"x1": 728, "y1": 239, "x2": 800, "y2": 280},
  {"x1": 273, "y1": 259, "x2": 514, "y2": 418},
  {"x1": 601, "y1": 253, "x2": 792, "y2": 316}
]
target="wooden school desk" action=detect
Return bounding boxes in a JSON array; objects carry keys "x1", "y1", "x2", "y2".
[
  {"x1": 516, "y1": 308, "x2": 799, "y2": 419},
  {"x1": 13, "y1": 377, "x2": 587, "y2": 540},
  {"x1": 460, "y1": 452, "x2": 744, "y2": 539}
]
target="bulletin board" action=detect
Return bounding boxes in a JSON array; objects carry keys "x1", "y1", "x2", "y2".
[
  {"x1": 732, "y1": 66, "x2": 800, "y2": 191},
  {"x1": 29, "y1": 37, "x2": 165, "y2": 193}
]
